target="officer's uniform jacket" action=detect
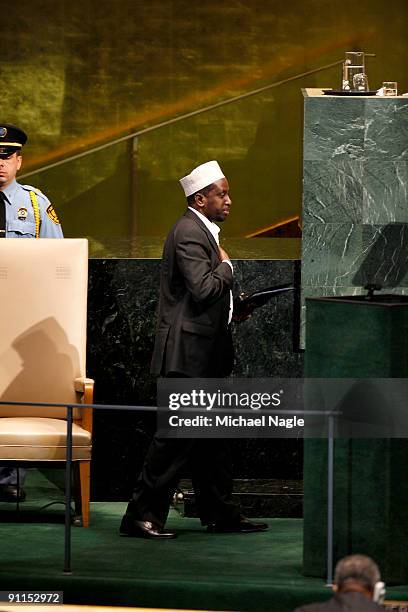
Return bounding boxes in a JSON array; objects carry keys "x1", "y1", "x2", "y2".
[{"x1": 2, "y1": 179, "x2": 63, "y2": 238}]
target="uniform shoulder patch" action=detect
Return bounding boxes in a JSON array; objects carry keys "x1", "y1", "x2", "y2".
[{"x1": 46, "y1": 204, "x2": 61, "y2": 225}]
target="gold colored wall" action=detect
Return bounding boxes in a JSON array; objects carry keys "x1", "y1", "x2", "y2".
[{"x1": 3, "y1": 0, "x2": 408, "y2": 255}]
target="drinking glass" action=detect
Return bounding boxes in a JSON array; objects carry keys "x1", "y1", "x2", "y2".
[
  {"x1": 353, "y1": 73, "x2": 369, "y2": 91},
  {"x1": 382, "y1": 81, "x2": 398, "y2": 96}
]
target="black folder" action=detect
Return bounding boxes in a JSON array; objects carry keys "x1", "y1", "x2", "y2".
[{"x1": 233, "y1": 284, "x2": 294, "y2": 318}]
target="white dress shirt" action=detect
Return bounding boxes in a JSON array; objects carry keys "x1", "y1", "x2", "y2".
[{"x1": 188, "y1": 207, "x2": 233, "y2": 324}]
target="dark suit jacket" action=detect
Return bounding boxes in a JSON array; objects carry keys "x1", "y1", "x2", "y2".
[
  {"x1": 151, "y1": 208, "x2": 233, "y2": 377},
  {"x1": 294, "y1": 591, "x2": 383, "y2": 611}
]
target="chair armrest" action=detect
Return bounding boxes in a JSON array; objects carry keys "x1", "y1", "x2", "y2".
[
  {"x1": 74, "y1": 377, "x2": 95, "y2": 394},
  {"x1": 74, "y1": 377, "x2": 94, "y2": 433}
]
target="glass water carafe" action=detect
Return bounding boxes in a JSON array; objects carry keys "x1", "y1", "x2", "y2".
[{"x1": 342, "y1": 51, "x2": 369, "y2": 91}]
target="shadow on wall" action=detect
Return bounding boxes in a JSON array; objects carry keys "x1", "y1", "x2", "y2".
[
  {"x1": 353, "y1": 223, "x2": 408, "y2": 289},
  {"x1": 0, "y1": 318, "x2": 79, "y2": 414}
]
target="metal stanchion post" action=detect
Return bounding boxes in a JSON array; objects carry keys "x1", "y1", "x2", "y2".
[
  {"x1": 16, "y1": 463, "x2": 20, "y2": 515},
  {"x1": 326, "y1": 413, "x2": 334, "y2": 586},
  {"x1": 63, "y1": 405, "x2": 73, "y2": 575}
]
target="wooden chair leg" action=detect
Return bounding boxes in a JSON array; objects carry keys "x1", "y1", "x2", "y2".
[
  {"x1": 79, "y1": 461, "x2": 91, "y2": 527},
  {"x1": 73, "y1": 461, "x2": 91, "y2": 527}
]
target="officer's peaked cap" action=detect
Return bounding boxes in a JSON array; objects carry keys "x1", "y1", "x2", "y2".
[{"x1": 0, "y1": 124, "x2": 28, "y2": 158}]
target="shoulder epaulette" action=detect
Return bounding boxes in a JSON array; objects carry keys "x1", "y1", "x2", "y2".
[{"x1": 21, "y1": 185, "x2": 47, "y2": 199}]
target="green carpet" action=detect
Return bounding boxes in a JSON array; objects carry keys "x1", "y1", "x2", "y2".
[{"x1": 1, "y1": 470, "x2": 407, "y2": 611}]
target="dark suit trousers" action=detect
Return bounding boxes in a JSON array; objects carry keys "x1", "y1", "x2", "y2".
[
  {"x1": 127, "y1": 327, "x2": 238, "y2": 528},
  {"x1": 126, "y1": 435, "x2": 240, "y2": 528}
]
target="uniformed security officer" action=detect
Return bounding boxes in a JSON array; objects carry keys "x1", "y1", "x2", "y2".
[
  {"x1": 0, "y1": 123, "x2": 63, "y2": 502},
  {"x1": 0, "y1": 124, "x2": 63, "y2": 239}
]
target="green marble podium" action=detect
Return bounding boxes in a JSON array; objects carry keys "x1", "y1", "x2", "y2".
[
  {"x1": 301, "y1": 90, "x2": 408, "y2": 584},
  {"x1": 301, "y1": 89, "x2": 408, "y2": 304}
]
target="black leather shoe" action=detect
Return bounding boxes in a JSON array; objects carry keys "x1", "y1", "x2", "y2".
[
  {"x1": 119, "y1": 515, "x2": 176, "y2": 539},
  {"x1": 207, "y1": 517, "x2": 268, "y2": 533},
  {"x1": 0, "y1": 485, "x2": 26, "y2": 503}
]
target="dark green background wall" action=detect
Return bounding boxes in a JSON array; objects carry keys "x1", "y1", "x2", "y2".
[{"x1": 3, "y1": 0, "x2": 408, "y2": 254}]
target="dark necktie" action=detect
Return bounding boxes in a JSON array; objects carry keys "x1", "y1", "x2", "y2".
[{"x1": 0, "y1": 191, "x2": 6, "y2": 238}]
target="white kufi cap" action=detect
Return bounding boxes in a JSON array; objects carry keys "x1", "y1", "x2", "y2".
[{"x1": 179, "y1": 160, "x2": 225, "y2": 197}]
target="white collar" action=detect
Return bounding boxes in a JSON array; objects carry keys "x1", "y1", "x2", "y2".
[{"x1": 188, "y1": 207, "x2": 220, "y2": 245}]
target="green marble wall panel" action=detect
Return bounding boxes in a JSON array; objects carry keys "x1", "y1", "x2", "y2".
[
  {"x1": 303, "y1": 98, "x2": 366, "y2": 161},
  {"x1": 303, "y1": 161, "x2": 364, "y2": 223},
  {"x1": 302, "y1": 92, "x2": 408, "y2": 326},
  {"x1": 363, "y1": 162, "x2": 408, "y2": 222},
  {"x1": 302, "y1": 223, "x2": 363, "y2": 288},
  {"x1": 303, "y1": 222, "x2": 408, "y2": 290},
  {"x1": 355, "y1": 224, "x2": 408, "y2": 288},
  {"x1": 364, "y1": 100, "x2": 408, "y2": 160}
]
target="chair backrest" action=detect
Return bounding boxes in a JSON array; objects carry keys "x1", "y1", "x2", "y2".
[{"x1": 0, "y1": 239, "x2": 88, "y2": 418}]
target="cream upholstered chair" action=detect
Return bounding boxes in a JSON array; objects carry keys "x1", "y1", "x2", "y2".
[{"x1": 0, "y1": 238, "x2": 93, "y2": 527}]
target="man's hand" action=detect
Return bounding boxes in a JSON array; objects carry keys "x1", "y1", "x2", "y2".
[
  {"x1": 232, "y1": 294, "x2": 255, "y2": 323},
  {"x1": 232, "y1": 311, "x2": 253, "y2": 323},
  {"x1": 232, "y1": 304, "x2": 254, "y2": 323},
  {"x1": 219, "y1": 246, "x2": 230, "y2": 261}
]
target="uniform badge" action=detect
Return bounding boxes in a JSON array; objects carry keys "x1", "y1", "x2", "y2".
[
  {"x1": 17, "y1": 207, "x2": 28, "y2": 220},
  {"x1": 46, "y1": 204, "x2": 61, "y2": 225},
  {"x1": 0, "y1": 127, "x2": 7, "y2": 138}
]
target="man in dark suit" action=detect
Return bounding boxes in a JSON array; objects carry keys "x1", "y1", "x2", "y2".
[
  {"x1": 294, "y1": 555, "x2": 385, "y2": 611},
  {"x1": 120, "y1": 160, "x2": 268, "y2": 539}
]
